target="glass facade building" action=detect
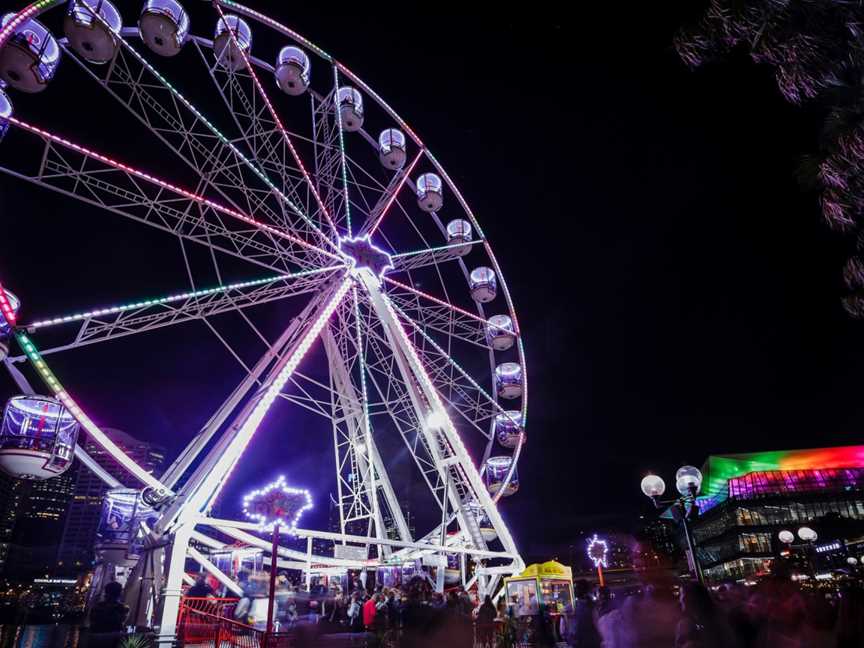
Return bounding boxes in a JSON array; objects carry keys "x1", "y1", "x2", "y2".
[
  {"x1": 688, "y1": 446, "x2": 864, "y2": 583},
  {"x1": 57, "y1": 428, "x2": 164, "y2": 573}
]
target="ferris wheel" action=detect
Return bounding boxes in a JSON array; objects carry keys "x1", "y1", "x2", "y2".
[{"x1": 0, "y1": 0, "x2": 527, "y2": 634}]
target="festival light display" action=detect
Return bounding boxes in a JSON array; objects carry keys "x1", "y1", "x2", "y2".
[
  {"x1": 340, "y1": 235, "x2": 393, "y2": 277},
  {"x1": 242, "y1": 475, "x2": 313, "y2": 533},
  {"x1": 241, "y1": 474, "x2": 312, "y2": 637},
  {"x1": 586, "y1": 534, "x2": 608, "y2": 568},
  {"x1": 0, "y1": 2, "x2": 530, "y2": 632},
  {"x1": 587, "y1": 534, "x2": 608, "y2": 587}
]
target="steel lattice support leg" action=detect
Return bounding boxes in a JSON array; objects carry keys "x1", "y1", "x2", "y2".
[
  {"x1": 358, "y1": 269, "x2": 525, "y2": 584},
  {"x1": 155, "y1": 523, "x2": 193, "y2": 646}
]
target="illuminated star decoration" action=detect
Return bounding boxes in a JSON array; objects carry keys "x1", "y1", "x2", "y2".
[
  {"x1": 339, "y1": 235, "x2": 393, "y2": 277},
  {"x1": 242, "y1": 475, "x2": 313, "y2": 534},
  {"x1": 586, "y1": 534, "x2": 609, "y2": 568}
]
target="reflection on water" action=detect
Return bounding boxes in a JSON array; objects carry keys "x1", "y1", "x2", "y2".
[{"x1": 0, "y1": 626, "x2": 81, "y2": 648}]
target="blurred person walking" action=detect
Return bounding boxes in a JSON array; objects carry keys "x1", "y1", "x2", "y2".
[
  {"x1": 675, "y1": 582, "x2": 737, "y2": 648},
  {"x1": 836, "y1": 586, "x2": 864, "y2": 648},
  {"x1": 570, "y1": 579, "x2": 601, "y2": 648}
]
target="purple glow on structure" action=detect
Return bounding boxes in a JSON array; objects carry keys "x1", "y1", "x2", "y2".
[
  {"x1": 242, "y1": 475, "x2": 313, "y2": 534},
  {"x1": 586, "y1": 534, "x2": 608, "y2": 568}
]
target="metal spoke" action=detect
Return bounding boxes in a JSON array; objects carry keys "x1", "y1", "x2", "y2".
[
  {"x1": 66, "y1": 13, "x2": 337, "y2": 253},
  {"x1": 358, "y1": 299, "x2": 447, "y2": 510},
  {"x1": 362, "y1": 149, "x2": 424, "y2": 236},
  {"x1": 159, "y1": 276, "x2": 353, "y2": 529},
  {"x1": 9, "y1": 267, "x2": 339, "y2": 361},
  {"x1": 389, "y1": 239, "x2": 485, "y2": 274},
  {"x1": 1, "y1": 117, "x2": 340, "y2": 272},
  {"x1": 212, "y1": 3, "x2": 340, "y2": 240},
  {"x1": 390, "y1": 301, "x2": 518, "y2": 437},
  {"x1": 332, "y1": 65, "x2": 353, "y2": 236},
  {"x1": 192, "y1": 41, "x2": 312, "y2": 236},
  {"x1": 383, "y1": 276, "x2": 496, "y2": 331}
]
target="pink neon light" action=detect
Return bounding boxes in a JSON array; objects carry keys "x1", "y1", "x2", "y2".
[
  {"x1": 0, "y1": 286, "x2": 17, "y2": 327},
  {"x1": 213, "y1": 4, "x2": 339, "y2": 239},
  {"x1": 383, "y1": 276, "x2": 490, "y2": 329},
  {"x1": 6, "y1": 116, "x2": 341, "y2": 262},
  {"x1": 367, "y1": 149, "x2": 424, "y2": 236}
]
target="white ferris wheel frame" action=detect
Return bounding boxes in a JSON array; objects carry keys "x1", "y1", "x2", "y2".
[{"x1": 0, "y1": 0, "x2": 527, "y2": 637}]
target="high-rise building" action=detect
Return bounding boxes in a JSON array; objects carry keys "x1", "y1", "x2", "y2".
[
  {"x1": 0, "y1": 468, "x2": 76, "y2": 580},
  {"x1": 640, "y1": 518, "x2": 679, "y2": 565},
  {"x1": 57, "y1": 428, "x2": 164, "y2": 574}
]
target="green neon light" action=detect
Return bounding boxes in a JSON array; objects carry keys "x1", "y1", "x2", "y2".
[
  {"x1": 333, "y1": 66, "x2": 352, "y2": 237},
  {"x1": 700, "y1": 446, "x2": 864, "y2": 500}
]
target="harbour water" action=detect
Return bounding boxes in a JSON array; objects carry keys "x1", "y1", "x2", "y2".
[{"x1": 0, "y1": 626, "x2": 81, "y2": 648}]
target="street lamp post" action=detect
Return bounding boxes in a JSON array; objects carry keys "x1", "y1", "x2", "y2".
[
  {"x1": 797, "y1": 526, "x2": 819, "y2": 579},
  {"x1": 640, "y1": 466, "x2": 705, "y2": 585}
]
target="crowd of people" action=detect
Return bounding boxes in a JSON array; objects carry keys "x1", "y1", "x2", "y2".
[
  {"x1": 563, "y1": 577, "x2": 864, "y2": 648},
  {"x1": 272, "y1": 576, "x2": 489, "y2": 648},
  {"x1": 185, "y1": 569, "x2": 864, "y2": 648}
]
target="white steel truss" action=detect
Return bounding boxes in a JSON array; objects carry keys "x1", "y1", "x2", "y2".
[{"x1": 0, "y1": 1, "x2": 527, "y2": 640}]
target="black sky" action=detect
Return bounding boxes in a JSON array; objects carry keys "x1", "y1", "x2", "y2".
[{"x1": 2, "y1": 2, "x2": 863, "y2": 556}]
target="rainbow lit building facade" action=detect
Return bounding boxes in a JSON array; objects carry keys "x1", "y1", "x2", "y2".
[{"x1": 688, "y1": 446, "x2": 864, "y2": 582}]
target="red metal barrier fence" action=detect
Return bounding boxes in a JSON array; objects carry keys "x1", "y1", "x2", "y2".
[{"x1": 177, "y1": 597, "x2": 291, "y2": 648}]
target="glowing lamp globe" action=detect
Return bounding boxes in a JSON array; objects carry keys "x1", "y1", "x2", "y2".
[
  {"x1": 847, "y1": 556, "x2": 858, "y2": 566},
  {"x1": 641, "y1": 474, "x2": 665, "y2": 498},
  {"x1": 675, "y1": 465, "x2": 702, "y2": 496},
  {"x1": 778, "y1": 530, "x2": 795, "y2": 545},
  {"x1": 797, "y1": 527, "x2": 818, "y2": 542}
]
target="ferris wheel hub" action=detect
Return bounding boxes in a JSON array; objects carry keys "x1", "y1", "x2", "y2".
[{"x1": 339, "y1": 235, "x2": 393, "y2": 278}]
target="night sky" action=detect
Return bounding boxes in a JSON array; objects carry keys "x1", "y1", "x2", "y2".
[{"x1": 1, "y1": 2, "x2": 862, "y2": 558}]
